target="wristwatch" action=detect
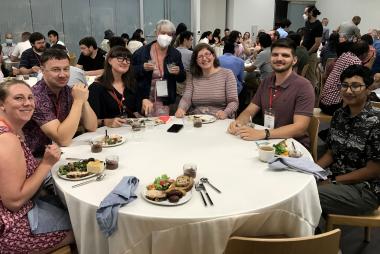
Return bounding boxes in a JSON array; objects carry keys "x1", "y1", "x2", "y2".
[{"x1": 264, "y1": 129, "x2": 270, "y2": 140}]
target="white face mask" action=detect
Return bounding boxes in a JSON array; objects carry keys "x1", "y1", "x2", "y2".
[
  {"x1": 303, "y1": 14, "x2": 308, "y2": 21},
  {"x1": 157, "y1": 34, "x2": 172, "y2": 48}
]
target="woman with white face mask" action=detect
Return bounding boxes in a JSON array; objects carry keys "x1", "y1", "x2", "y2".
[{"x1": 132, "y1": 19, "x2": 186, "y2": 116}]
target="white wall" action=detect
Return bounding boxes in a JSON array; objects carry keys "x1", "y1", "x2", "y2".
[
  {"x1": 200, "y1": 0, "x2": 226, "y2": 33},
  {"x1": 316, "y1": 0, "x2": 380, "y2": 34},
  {"x1": 227, "y1": 0, "x2": 275, "y2": 36}
]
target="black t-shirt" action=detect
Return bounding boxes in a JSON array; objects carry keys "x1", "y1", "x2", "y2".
[
  {"x1": 88, "y1": 81, "x2": 138, "y2": 119},
  {"x1": 302, "y1": 20, "x2": 323, "y2": 51},
  {"x1": 77, "y1": 48, "x2": 106, "y2": 71},
  {"x1": 19, "y1": 48, "x2": 42, "y2": 69}
]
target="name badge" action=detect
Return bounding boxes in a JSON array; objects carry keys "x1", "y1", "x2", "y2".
[
  {"x1": 264, "y1": 109, "x2": 275, "y2": 129},
  {"x1": 156, "y1": 80, "x2": 169, "y2": 97}
]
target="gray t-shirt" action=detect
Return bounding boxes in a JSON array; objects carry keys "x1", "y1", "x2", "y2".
[
  {"x1": 176, "y1": 47, "x2": 192, "y2": 72},
  {"x1": 253, "y1": 47, "x2": 273, "y2": 80},
  {"x1": 68, "y1": 66, "x2": 87, "y2": 87},
  {"x1": 338, "y1": 21, "x2": 360, "y2": 41}
]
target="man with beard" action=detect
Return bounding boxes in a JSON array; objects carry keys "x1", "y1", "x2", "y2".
[
  {"x1": 228, "y1": 38, "x2": 315, "y2": 148},
  {"x1": 19, "y1": 32, "x2": 46, "y2": 75},
  {"x1": 23, "y1": 48, "x2": 97, "y2": 157}
]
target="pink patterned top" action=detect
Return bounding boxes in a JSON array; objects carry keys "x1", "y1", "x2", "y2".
[{"x1": 0, "y1": 126, "x2": 67, "y2": 253}]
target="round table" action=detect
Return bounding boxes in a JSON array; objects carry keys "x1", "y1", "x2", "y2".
[{"x1": 53, "y1": 118, "x2": 321, "y2": 254}]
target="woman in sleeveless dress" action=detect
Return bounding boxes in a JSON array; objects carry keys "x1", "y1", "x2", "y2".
[{"x1": 0, "y1": 80, "x2": 74, "y2": 253}]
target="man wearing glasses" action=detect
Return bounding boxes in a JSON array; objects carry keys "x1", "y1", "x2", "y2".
[
  {"x1": 317, "y1": 64, "x2": 380, "y2": 216},
  {"x1": 23, "y1": 48, "x2": 97, "y2": 157}
]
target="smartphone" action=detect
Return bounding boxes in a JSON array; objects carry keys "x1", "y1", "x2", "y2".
[{"x1": 167, "y1": 124, "x2": 184, "y2": 133}]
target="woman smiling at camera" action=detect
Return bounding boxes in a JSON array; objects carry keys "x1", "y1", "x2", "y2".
[
  {"x1": 89, "y1": 46, "x2": 148, "y2": 127},
  {"x1": 0, "y1": 80, "x2": 74, "y2": 253},
  {"x1": 175, "y1": 43, "x2": 238, "y2": 119}
]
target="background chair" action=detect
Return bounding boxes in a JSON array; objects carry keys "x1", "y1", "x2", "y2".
[
  {"x1": 51, "y1": 245, "x2": 72, "y2": 254},
  {"x1": 313, "y1": 108, "x2": 332, "y2": 123},
  {"x1": 326, "y1": 207, "x2": 380, "y2": 243},
  {"x1": 224, "y1": 229, "x2": 341, "y2": 254},
  {"x1": 301, "y1": 64, "x2": 309, "y2": 78},
  {"x1": 307, "y1": 116, "x2": 320, "y2": 161},
  {"x1": 371, "y1": 101, "x2": 380, "y2": 109}
]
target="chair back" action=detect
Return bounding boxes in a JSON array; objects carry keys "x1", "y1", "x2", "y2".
[
  {"x1": 307, "y1": 116, "x2": 320, "y2": 161},
  {"x1": 68, "y1": 52, "x2": 77, "y2": 66},
  {"x1": 371, "y1": 101, "x2": 380, "y2": 109},
  {"x1": 301, "y1": 64, "x2": 309, "y2": 77},
  {"x1": 224, "y1": 229, "x2": 341, "y2": 254}
]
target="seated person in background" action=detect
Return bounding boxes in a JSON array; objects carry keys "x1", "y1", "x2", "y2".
[
  {"x1": 89, "y1": 46, "x2": 149, "y2": 127},
  {"x1": 23, "y1": 48, "x2": 97, "y2": 157},
  {"x1": 175, "y1": 43, "x2": 238, "y2": 119},
  {"x1": 276, "y1": 19, "x2": 292, "y2": 39},
  {"x1": 0, "y1": 80, "x2": 74, "y2": 253},
  {"x1": 218, "y1": 41, "x2": 244, "y2": 94},
  {"x1": 76, "y1": 36, "x2": 106, "y2": 76},
  {"x1": 319, "y1": 31, "x2": 339, "y2": 69},
  {"x1": 1, "y1": 33, "x2": 16, "y2": 59},
  {"x1": 318, "y1": 64, "x2": 380, "y2": 216},
  {"x1": 11, "y1": 31, "x2": 31, "y2": 62},
  {"x1": 127, "y1": 30, "x2": 144, "y2": 54},
  {"x1": 228, "y1": 38, "x2": 315, "y2": 148},
  {"x1": 0, "y1": 45, "x2": 11, "y2": 80},
  {"x1": 47, "y1": 30, "x2": 65, "y2": 46},
  {"x1": 176, "y1": 31, "x2": 193, "y2": 98},
  {"x1": 287, "y1": 31, "x2": 309, "y2": 75},
  {"x1": 19, "y1": 32, "x2": 46, "y2": 75},
  {"x1": 246, "y1": 32, "x2": 273, "y2": 81},
  {"x1": 109, "y1": 36, "x2": 126, "y2": 49},
  {"x1": 100, "y1": 29, "x2": 114, "y2": 53}
]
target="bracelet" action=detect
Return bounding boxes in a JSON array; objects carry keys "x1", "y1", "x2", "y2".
[{"x1": 264, "y1": 129, "x2": 270, "y2": 140}]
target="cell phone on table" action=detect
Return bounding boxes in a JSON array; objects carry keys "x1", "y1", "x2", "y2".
[{"x1": 167, "y1": 124, "x2": 183, "y2": 133}]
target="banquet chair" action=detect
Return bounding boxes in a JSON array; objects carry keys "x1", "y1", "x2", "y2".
[
  {"x1": 307, "y1": 116, "x2": 320, "y2": 161},
  {"x1": 51, "y1": 245, "x2": 71, "y2": 254},
  {"x1": 68, "y1": 52, "x2": 77, "y2": 66},
  {"x1": 313, "y1": 108, "x2": 332, "y2": 123},
  {"x1": 224, "y1": 229, "x2": 341, "y2": 254},
  {"x1": 301, "y1": 64, "x2": 309, "y2": 77},
  {"x1": 371, "y1": 101, "x2": 380, "y2": 109},
  {"x1": 326, "y1": 207, "x2": 380, "y2": 242}
]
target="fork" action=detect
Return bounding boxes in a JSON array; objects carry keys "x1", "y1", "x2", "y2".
[{"x1": 195, "y1": 183, "x2": 207, "y2": 206}]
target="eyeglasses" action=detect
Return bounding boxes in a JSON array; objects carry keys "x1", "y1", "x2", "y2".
[
  {"x1": 197, "y1": 52, "x2": 213, "y2": 60},
  {"x1": 116, "y1": 56, "x2": 131, "y2": 63},
  {"x1": 339, "y1": 82, "x2": 366, "y2": 92}
]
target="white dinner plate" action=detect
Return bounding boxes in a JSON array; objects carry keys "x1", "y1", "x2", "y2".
[
  {"x1": 57, "y1": 171, "x2": 96, "y2": 181},
  {"x1": 141, "y1": 189, "x2": 192, "y2": 206},
  {"x1": 91, "y1": 135, "x2": 126, "y2": 147},
  {"x1": 189, "y1": 114, "x2": 217, "y2": 124}
]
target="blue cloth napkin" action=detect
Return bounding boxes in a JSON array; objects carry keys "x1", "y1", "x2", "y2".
[
  {"x1": 96, "y1": 176, "x2": 139, "y2": 237},
  {"x1": 27, "y1": 196, "x2": 72, "y2": 234},
  {"x1": 268, "y1": 156, "x2": 329, "y2": 180}
]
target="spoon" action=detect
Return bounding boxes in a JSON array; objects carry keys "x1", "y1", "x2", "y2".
[{"x1": 72, "y1": 173, "x2": 106, "y2": 188}]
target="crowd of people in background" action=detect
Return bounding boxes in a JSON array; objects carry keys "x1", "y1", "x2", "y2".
[{"x1": 1, "y1": 4, "x2": 380, "y2": 253}]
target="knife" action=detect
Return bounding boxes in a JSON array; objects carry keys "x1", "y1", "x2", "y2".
[{"x1": 199, "y1": 183, "x2": 214, "y2": 206}]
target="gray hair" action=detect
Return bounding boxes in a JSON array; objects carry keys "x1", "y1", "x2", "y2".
[{"x1": 155, "y1": 19, "x2": 176, "y2": 34}]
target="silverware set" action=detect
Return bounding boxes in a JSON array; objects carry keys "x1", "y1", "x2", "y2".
[
  {"x1": 195, "y1": 178, "x2": 221, "y2": 206},
  {"x1": 72, "y1": 173, "x2": 106, "y2": 188}
]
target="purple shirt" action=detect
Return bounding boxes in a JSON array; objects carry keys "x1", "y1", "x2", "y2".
[
  {"x1": 23, "y1": 80, "x2": 73, "y2": 157},
  {"x1": 252, "y1": 71, "x2": 315, "y2": 148}
]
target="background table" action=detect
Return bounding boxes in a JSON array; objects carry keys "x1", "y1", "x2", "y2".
[{"x1": 53, "y1": 119, "x2": 322, "y2": 254}]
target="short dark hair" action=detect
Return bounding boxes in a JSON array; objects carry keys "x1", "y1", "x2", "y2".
[
  {"x1": 121, "y1": 33, "x2": 129, "y2": 40},
  {"x1": 21, "y1": 32, "x2": 31, "y2": 42},
  {"x1": 361, "y1": 34, "x2": 374, "y2": 46},
  {"x1": 48, "y1": 30, "x2": 59, "y2": 39},
  {"x1": 287, "y1": 31, "x2": 301, "y2": 46},
  {"x1": 271, "y1": 38, "x2": 296, "y2": 56},
  {"x1": 258, "y1": 33, "x2": 272, "y2": 48},
  {"x1": 351, "y1": 40, "x2": 369, "y2": 58},
  {"x1": 306, "y1": 6, "x2": 321, "y2": 17},
  {"x1": 50, "y1": 44, "x2": 67, "y2": 51},
  {"x1": 223, "y1": 41, "x2": 235, "y2": 54},
  {"x1": 228, "y1": 30, "x2": 241, "y2": 43},
  {"x1": 224, "y1": 28, "x2": 230, "y2": 32},
  {"x1": 29, "y1": 32, "x2": 45, "y2": 45},
  {"x1": 41, "y1": 48, "x2": 70, "y2": 66},
  {"x1": 79, "y1": 36, "x2": 97, "y2": 49},
  {"x1": 190, "y1": 43, "x2": 219, "y2": 78},
  {"x1": 98, "y1": 46, "x2": 135, "y2": 91},
  {"x1": 280, "y1": 19, "x2": 292, "y2": 28},
  {"x1": 340, "y1": 64, "x2": 373, "y2": 87},
  {"x1": 109, "y1": 36, "x2": 126, "y2": 48},
  {"x1": 179, "y1": 31, "x2": 193, "y2": 44}
]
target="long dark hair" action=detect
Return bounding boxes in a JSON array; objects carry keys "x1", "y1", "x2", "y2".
[
  {"x1": 190, "y1": 43, "x2": 219, "y2": 78},
  {"x1": 97, "y1": 46, "x2": 136, "y2": 91}
]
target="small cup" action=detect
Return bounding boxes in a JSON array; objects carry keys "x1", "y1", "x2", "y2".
[
  {"x1": 258, "y1": 145, "x2": 275, "y2": 162},
  {"x1": 182, "y1": 116, "x2": 193, "y2": 129},
  {"x1": 132, "y1": 126, "x2": 145, "y2": 142},
  {"x1": 167, "y1": 63, "x2": 176, "y2": 73},
  {"x1": 23, "y1": 75, "x2": 29, "y2": 80},
  {"x1": 105, "y1": 155, "x2": 119, "y2": 170},
  {"x1": 91, "y1": 141, "x2": 103, "y2": 153},
  {"x1": 183, "y1": 163, "x2": 197, "y2": 178},
  {"x1": 193, "y1": 118, "x2": 202, "y2": 128}
]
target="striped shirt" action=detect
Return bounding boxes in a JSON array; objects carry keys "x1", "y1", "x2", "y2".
[
  {"x1": 320, "y1": 52, "x2": 361, "y2": 105},
  {"x1": 178, "y1": 68, "x2": 238, "y2": 117}
]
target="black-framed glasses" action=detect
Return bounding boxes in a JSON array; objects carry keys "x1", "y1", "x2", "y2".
[
  {"x1": 116, "y1": 56, "x2": 131, "y2": 63},
  {"x1": 338, "y1": 82, "x2": 366, "y2": 92}
]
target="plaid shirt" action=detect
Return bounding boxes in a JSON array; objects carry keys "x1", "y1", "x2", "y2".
[
  {"x1": 320, "y1": 52, "x2": 361, "y2": 105},
  {"x1": 327, "y1": 103, "x2": 380, "y2": 200}
]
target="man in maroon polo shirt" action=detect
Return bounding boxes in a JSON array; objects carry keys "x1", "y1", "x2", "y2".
[{"x1": 228, "y1": 38, "x2": 315, "y2": 148}]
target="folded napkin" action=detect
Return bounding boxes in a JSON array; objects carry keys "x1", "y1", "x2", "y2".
[
  {"x1": 96, "y1": 176, "x2": 139, "y2": 237},
  {"x1": 268, "y1": 156, "x2": 329, "y2": 180},
  {"x1": 27, "y1": 195, "x2": 72, "y2": 234}
]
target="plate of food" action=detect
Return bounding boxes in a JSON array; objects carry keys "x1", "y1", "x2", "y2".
[
  {"x1": 273, "y1": 139, "x2": 303, "y2": 158},
  {"x1": 91, "y1": 134, "x2": 126, "y2": 147},
  {"x1": 57, "y1": 158, "x2": 104, "y2": 181},
  {"x1": 188, "y1": 114, "x2": 217, "y2": 124},
  {"x1": 142, "y1": 174, "x2": 194, "y2": 206}
]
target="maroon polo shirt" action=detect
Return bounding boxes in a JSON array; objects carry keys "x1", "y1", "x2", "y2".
[{"x1": 252, "y1": 71, "x2": 315, "y2": 148}]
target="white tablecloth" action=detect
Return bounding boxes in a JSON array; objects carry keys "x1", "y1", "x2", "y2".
[{"x1": 53, "y1": 119, "x2": 321, "y2": 254}]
